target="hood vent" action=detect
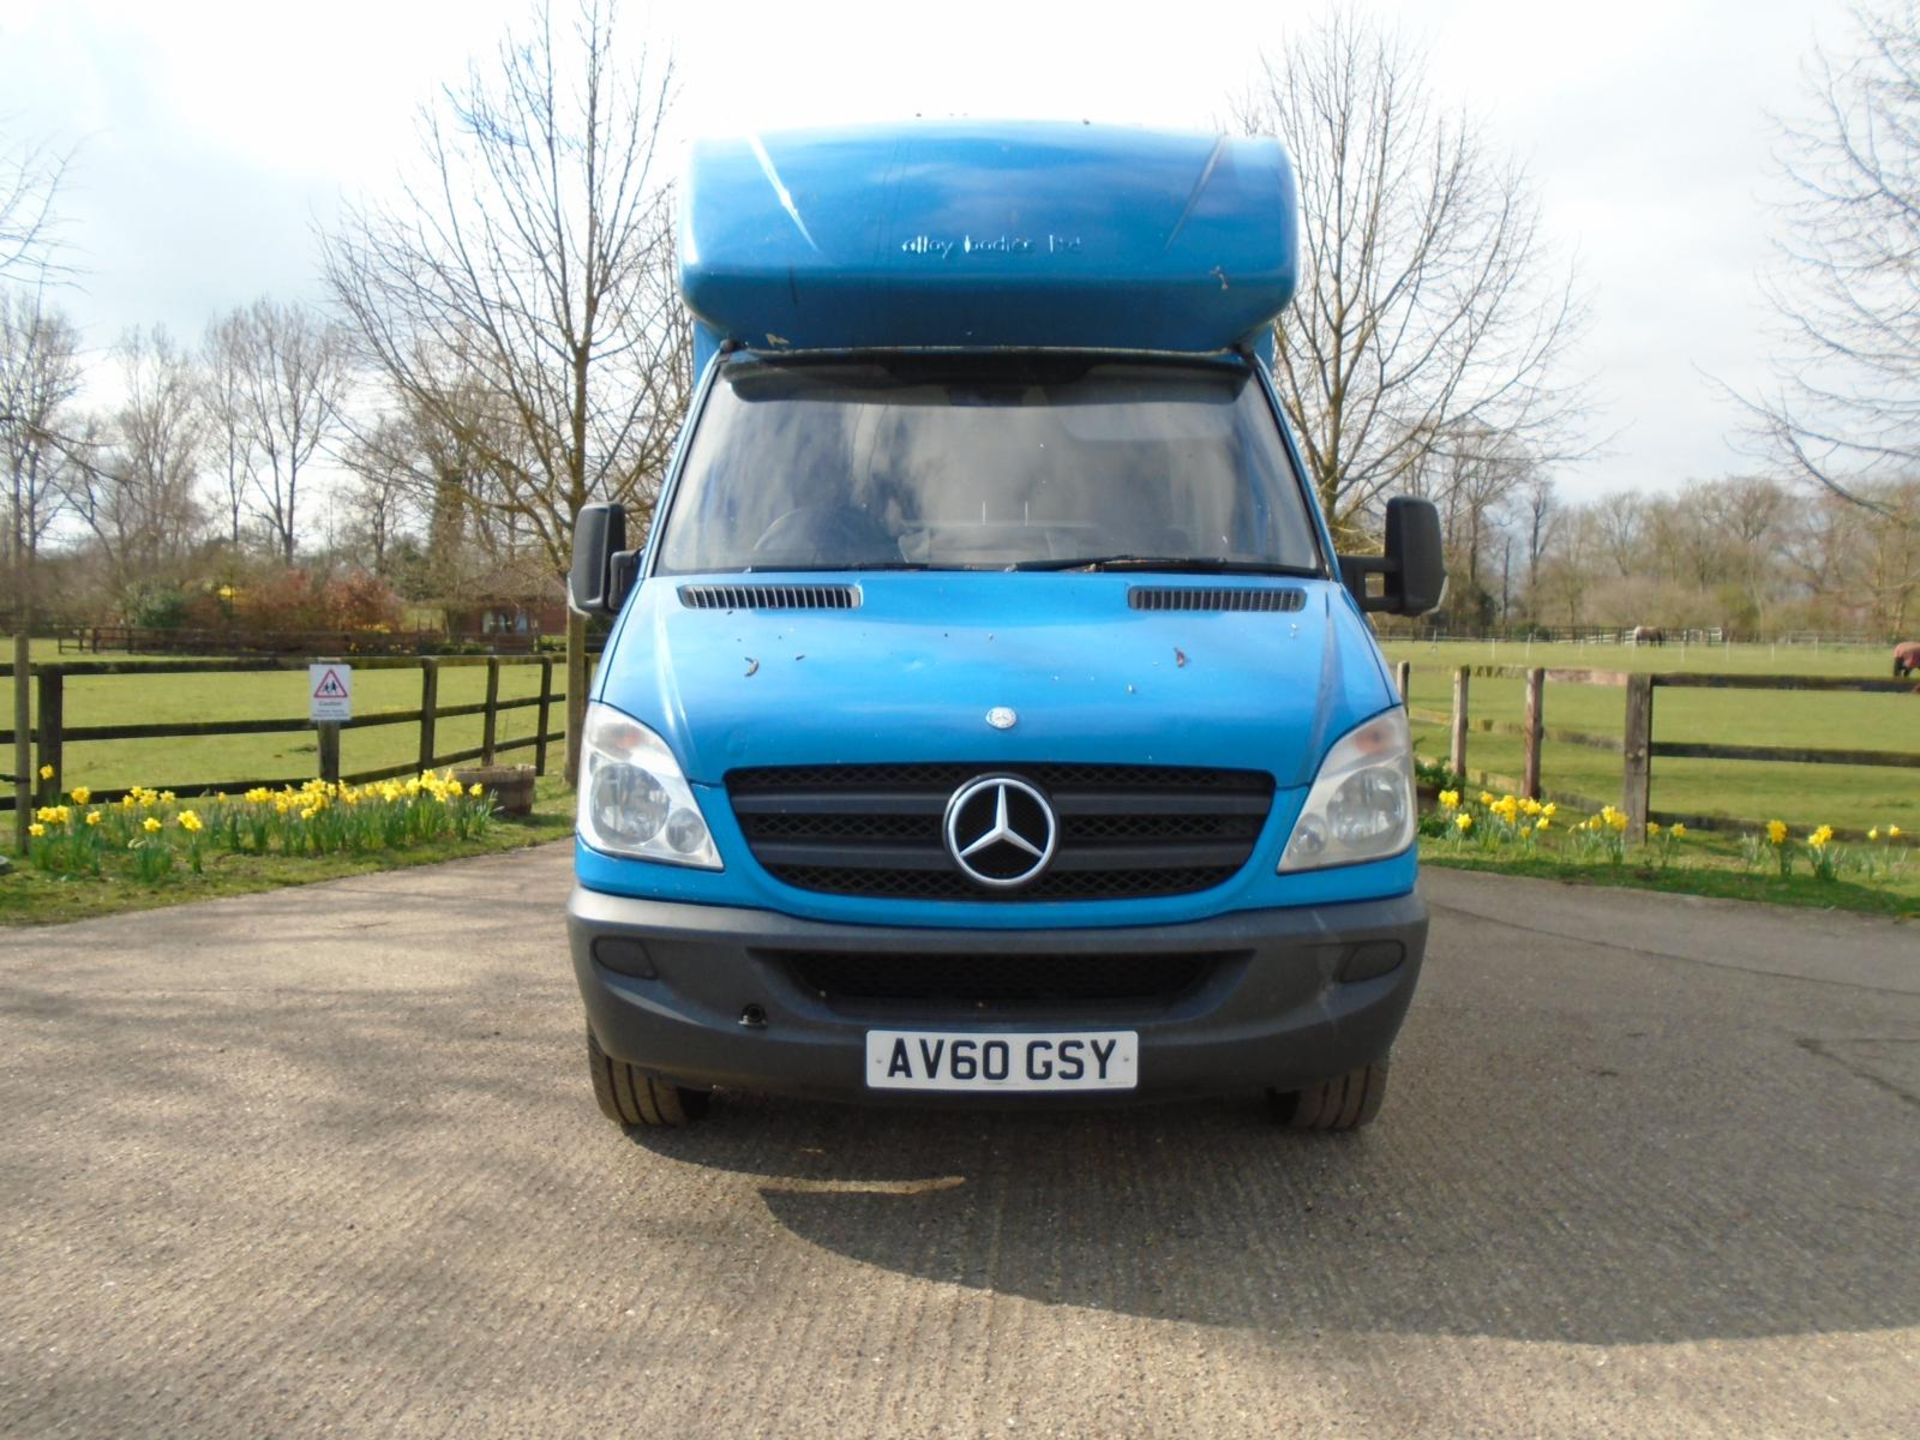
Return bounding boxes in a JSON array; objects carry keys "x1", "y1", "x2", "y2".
[
  {"x1": 1128, "y1": 586, "x2": 1307, "y2": 613},
  {"x1": 679, "y1": 583, "x2": 861, "y2": 611}
]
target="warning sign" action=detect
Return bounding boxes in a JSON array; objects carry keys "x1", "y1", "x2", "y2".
[{"x1": 309, "y1": 664, "x2": 352, "y2": 723}]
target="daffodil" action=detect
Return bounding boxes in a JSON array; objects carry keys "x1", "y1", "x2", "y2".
[
  {"x1": 1535, "y1": 816, "x2": 1549, "y2": 832},
  {"x1": 1766, "y1": 819, "x2": 1788, "y2": 846},
  {"x1": 1542, "y1": 802, "x2": 1558, "y2": 818},
  {"x1": 141, "y1": 816, "x2": 162, "y2": 834},
  {"x1": 1809, "y1": 824, "x2": 1834, "y2": 850},
  {"x1": 1869, "y1": 827, "x2": 1881, "y2": 842},
  {"x1": 1438, "y1": 789, "x2": 1460, "y2": 810},
  {"x1": 1891, "y1": 825, "x2": 1904, "y2": 840},
  {"x1": 1646, "y1": 821, "x2": 1662, "y2": 836},
  {"x1": 38, "y1": 763, "x2": 53, "y2": 781},
  {"x1": 177, "y1": 811, "x2": 203, "y2": 834},
  {"x1": 27, "y1": 822, "x2": 45, "y2": 838},
  {"x1": 469, "y1": 783, "x2": 484, "y2": 798},
  {"x1": 69, "y1": 786, "x2": 91, "y2": 805},
  {"x1": 1455, "y1": 813, "x2": 1474, "y2": 834},
  {"x1": 85, "y1": 810, "x2": 102, "y2": 827},
  {"x1": 1670, "y1": 823, "x2": 1687, "y2": 839}
]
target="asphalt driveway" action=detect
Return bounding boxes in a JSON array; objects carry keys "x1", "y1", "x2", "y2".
[{"x1": 2, "y1": 847, "x2": 1915, "y2": 1437}]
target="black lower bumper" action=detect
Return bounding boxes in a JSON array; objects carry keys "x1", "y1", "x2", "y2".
[{"x1": 568, "y1": 887, "x2": 1427, "y2": 1104}]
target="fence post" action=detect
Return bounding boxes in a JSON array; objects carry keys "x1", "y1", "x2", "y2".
[
  {"x1": 481, "y1": 657, "x2": 501, "y2": 765},
  {"x1": 1449, "y1": 665, "x2": 1469, "y2": 777},
  {"x1": 417, "y1": 659, "x2": 440, "y2": 773},
  {"x1": 317, "y1": 722, "x2": 341, "y2": 785},
  {"x1": 11, "y1": 635, "x2": 30, "y2": 849},
  {"x1": 534, "y1": 657, "x2": 554, "y2": 777},
  {"x1": 1622, "y1": 673, "x2": 1654, "y2": 837},
  {"x1": 565, "y1": 611, "x2": 588, "y2": 786},
  {"x1": 1394, "y1": 661, "x2": 1410, "y2": 703},
  {"x1": 34, "y1": 667, "x2": 63, "y2": 806},
  {"x1": 1523, "y1": 667, "x2": 1545, "y2": 800}
]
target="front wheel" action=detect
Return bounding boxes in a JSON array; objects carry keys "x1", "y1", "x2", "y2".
[
  {"x1": 1270, "y1": 1059, "x2": 1389, "y2": 1131},
  {"x1": 587, "y1": 1029, "x2": 710, "y2": 1128}
]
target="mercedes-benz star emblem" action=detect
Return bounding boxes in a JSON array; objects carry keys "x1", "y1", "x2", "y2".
[
  {"x1": 986, "y1": 706, "x2": 1017, "y2": 730},
  {"x1": 943, "y1": 775, "x2": 1058, "y2": 890}
]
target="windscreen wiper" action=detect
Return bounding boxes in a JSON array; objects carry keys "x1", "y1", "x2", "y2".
[{"x1": 1008, "y1": 555, "x2": 1319, "y2": 576}]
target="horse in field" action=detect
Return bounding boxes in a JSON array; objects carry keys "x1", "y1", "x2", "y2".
[
  {"x1": 1631, "y1": 625, "x2": 1666, "y2": 647},
  {"x1": 1895, "y1": 641, "x2": 1920, "y2": 678}
]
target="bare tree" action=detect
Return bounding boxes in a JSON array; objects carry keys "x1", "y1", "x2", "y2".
[
  {"x1": 1518, "y1": 475, "x2": 1559, "y2": 605},
  {"x1": 218, "y1": 297, "x2": 350, "y2": 562},
  {"x1": 0, "y1": 287, "x2": 81, "y2": 575},
  {"x1": 1740, "y1": 2, "x2": 1920, "y2": 509},
  {"x1": 67, "y1": 328, "x2": 209, "y2": 607},
  {"x1": 1235, "y1": 11, "x2": 1590, "y2": 544},
  {"x1": 321, "y1": 0, "x2": 687, "y2": 781},
  {"x1": 199, "y1": 311, "x2": 257, "y2": 548},
  {"x1": 0, "y1": 130, "x2": 70, "y2": 283}
]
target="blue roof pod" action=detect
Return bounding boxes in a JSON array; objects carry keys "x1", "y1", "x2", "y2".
[{"x1": 680, "y1": 121, "x2": 1299, "y2": 367}]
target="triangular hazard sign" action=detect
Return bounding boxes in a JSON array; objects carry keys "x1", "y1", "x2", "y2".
[{"x1": 313, "y1": 669, "x2": 350, "y2": 700}]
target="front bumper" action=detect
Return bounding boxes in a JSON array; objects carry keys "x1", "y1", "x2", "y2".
[{"x1": 569, "y1": 887, "x2": 1427, "y2": 1104}]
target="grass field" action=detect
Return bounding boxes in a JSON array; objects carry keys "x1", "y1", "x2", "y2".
[
  {"x1": 4, "y1": 640, "x2": 566, "y2": 800},
  {"x1": 1383, "y1": 640, "x2": 1918, "y2": 836}
]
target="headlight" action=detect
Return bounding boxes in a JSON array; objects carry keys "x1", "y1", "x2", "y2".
[
  {"x1": 576, "y1": 702, "x2": 722, "y2": 869},
  {"x1": 1279, "y1": 708, "x2": 1415, "y2": 873}
]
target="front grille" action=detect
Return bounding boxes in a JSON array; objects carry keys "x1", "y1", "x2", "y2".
[
  {"x1": 781, "y1": 950, "x2": 1220, "y2": 1005},
  {"x1": 727, "y1": 762, "x2": 1275, "y2": 901}
]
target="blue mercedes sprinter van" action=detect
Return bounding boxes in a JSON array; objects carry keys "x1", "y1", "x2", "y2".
[{"x1": 566, "y1": 123, "x2": 1445, "y2": 1130}]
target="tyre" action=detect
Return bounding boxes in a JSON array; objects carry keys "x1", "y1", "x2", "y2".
[
  {"x1": 586, "y1": 1028, "x2": 710, "y2": 1128},
  {"x1": 1270, "y1": 1059, "x2": 1389, "y2": 1131}
]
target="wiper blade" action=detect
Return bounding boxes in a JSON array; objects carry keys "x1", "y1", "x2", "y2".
[
  {"x1": 1008, "y1": 555, "x2": 1318, "y2": 575},
  {"x1": 741, "y1": 561, "x2": 932, "y2": 573}
]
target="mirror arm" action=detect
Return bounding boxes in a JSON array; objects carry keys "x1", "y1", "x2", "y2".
[{"x1": 1338, "y1": 553, "x2": 1398, "y2": 613}]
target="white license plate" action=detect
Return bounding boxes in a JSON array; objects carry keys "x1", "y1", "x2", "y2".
[{"x1": 865, "y1": 1030, "x2": 1138, "y2": 1092}]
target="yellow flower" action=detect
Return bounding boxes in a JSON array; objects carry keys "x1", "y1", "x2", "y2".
[
  {"x1": 1542, "y1": 802, "x2": 1558, "y2": 818},
  {"x1": 85, "y1": 810, "x2": 102, "y2": 826},
  {"x1": 27, "y1": 822, "x2": 45, "y2": 838},
  {"x1": 1891, "y1": 825, "x2": 1904, "y2": 840},
  {"x1": 69, "y1": 786, "x2": 91, "y2": 805},
  {"x1": 299, "y1": 807, "x2": 317, "y2": 821},
  {"x1": 1869, "y1": 827, "x2": 1881, "y2": 842},
  {"x1": 1809, "y1": 825, "x2": 1834, "y2": 850},
  {"x1": 1608, "y1": 810, "x2": 1628, "y2": 834},
  {"x1": 1646, "y1": 821, "x2": 1662, "y2": 836},
  {"x1": 469, "y1": 783, "x2": 484, "y2": 798},
  {"x1": 1766, "y1": 820, "x2": 1788, "y2": 846},
  {"x1": 1535, "y1": 816, "x2": 1549, "y2": 831},
  {"x1": 1438, "y1": 789, "x2": 1460, "y2": 809},
  {"x1": 1521, "y1": 797, "x2": 1543, "y2": 817},
  {"x1": 177, "y1": 810, "x2": 203, "y2": 834},
  {"x1": 1455, "y1": 813, "x2": 1474, "y2": 833},
  {"x1": 1670, "y1": 823, "x2": 1687, "y2": 839},
  {"x1": 38, "y1": 763, "x2": 53, "y2": 781},
  {"x1": 141, "y1": 816, "x2": 162, "y2": 834},
  {"x1": 1478, "y1": 791, "x2": 1493, "y2": 807}
]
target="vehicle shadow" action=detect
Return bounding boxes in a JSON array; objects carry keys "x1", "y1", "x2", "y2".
[{"x1": 631, "y1": 1015, "x2": 1920, "y2": 1347}]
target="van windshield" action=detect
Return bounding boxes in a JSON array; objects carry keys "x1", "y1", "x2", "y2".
[{"x1": 652, "y1": 357, "x2": 1324, "y2": 576}]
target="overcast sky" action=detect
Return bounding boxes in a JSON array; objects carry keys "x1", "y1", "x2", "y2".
[{"x1": 0, "y1": 0, "x2": 1846, "y2": 503}]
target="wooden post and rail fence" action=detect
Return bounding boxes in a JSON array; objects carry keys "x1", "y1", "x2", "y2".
[
  {"x1": 1394, "y1": 662, "x2": 1917, "y2": 842},
  {"x1": 2, "y1": 655, "x2": 568, "y2": 834}
]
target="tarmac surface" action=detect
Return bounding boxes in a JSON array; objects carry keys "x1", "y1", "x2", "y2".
[{"x1": 2, "y1": 845, "x2": 1916, "y2": 1437}]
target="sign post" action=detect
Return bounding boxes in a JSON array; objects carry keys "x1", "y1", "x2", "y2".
[{"x1": 309, "y1": 663, "x2": 352, "y2": 785}]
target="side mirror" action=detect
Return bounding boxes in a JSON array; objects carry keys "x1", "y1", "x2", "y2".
[
  {"x1": 569, "y1": 503, "x2": 633, "y2": 617},
  {"x1": 1338, "y1": 497, "x2": 1447, "y2": 616}
]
